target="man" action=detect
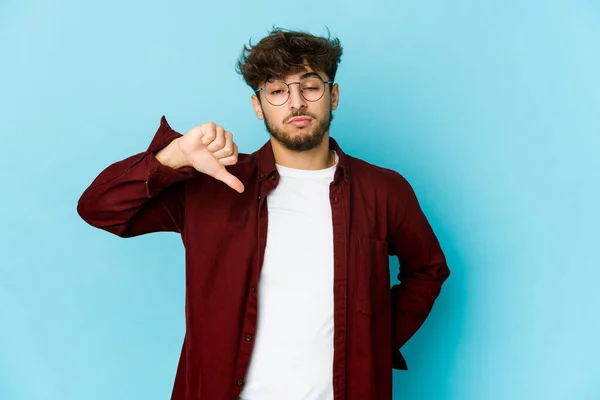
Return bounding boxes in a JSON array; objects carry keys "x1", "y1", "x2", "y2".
[{"x1": 77, "y1": 28, "x2": 450, "y2": 400}]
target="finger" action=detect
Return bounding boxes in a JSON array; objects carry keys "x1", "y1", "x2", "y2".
[
  {"x1": 218, "y1": 153, "x2": 238, "y2": 166},
  {"x1": 200, "y1": 123, "x2": 217, "y2": 146},
  {"x1": 217, "y1": 142, "x2": 238, "y2": 165},
  {"x1": 212, "y1": 168, "x2": 245, "y2": 193},
  {"x1": 206, "y1": 125, "x2": 226, "y2": 152},
  {"x1": 212, "y1": 132, "x2": 234, "y2": 159}
]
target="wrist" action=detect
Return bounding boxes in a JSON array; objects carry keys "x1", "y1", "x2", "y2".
[{"x1": 155, "y1": 138, "x2": 189, "y2": 169}]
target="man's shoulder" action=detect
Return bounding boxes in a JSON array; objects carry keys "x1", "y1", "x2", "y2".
[{"x1": 347, "y1": 154, "x2": 410, "y2": 188}]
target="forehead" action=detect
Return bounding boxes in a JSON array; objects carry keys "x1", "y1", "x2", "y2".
[{"x1": 267, "y1": 64, "x2": 327, "y2": 82}]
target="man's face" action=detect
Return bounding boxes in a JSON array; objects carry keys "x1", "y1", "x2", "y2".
[{"x1": 251, "y1": 65, "x2": 339, "y2": 152}]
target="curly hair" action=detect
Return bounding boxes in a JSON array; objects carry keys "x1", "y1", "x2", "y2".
[{"x1": 235, "y1": 26, "x2": 343, "y2": 91}]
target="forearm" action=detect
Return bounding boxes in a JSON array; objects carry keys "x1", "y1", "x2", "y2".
[
  {"x1": 391, "y1": 260, "x2": 449, "y2": 349},
  {"x1": 77, "y1": 118, "x2": 195, "y2": 236}
]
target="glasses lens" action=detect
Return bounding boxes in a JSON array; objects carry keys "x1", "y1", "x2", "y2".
[
  {"x1": 300, "y1": 77, "x2": 325, "y2": 102},
  {"x1": 265, "y1": 81, "x2": 289, "y2": 105}
]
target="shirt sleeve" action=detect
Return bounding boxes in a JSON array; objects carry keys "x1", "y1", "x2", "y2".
[
  {"x1": 77, "y1": 116, "x2": 196, "y2": 237},
  {"x1": 387, "y1": 172, "x2": 451, "y2": 369}
]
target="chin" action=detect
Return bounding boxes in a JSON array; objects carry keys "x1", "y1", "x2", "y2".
[{"x1": 265, "y1": 115, "x2": 329, "y2": 151}]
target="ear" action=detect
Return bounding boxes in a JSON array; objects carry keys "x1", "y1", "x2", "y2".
[
  {"x1": 251, "y1": 95, "x2": 265, "y2": 120},
  {"x1": 331, "y1": 83, "x2": 340, "y2": 110}
]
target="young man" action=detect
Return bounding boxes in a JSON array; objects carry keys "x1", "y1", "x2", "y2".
[{"x1": 77, "y1": 28, "x2": 450, "y2": 400}]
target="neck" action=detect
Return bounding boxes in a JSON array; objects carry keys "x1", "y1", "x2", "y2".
[{"x1": 271, "y1": 135, "x2": 335, "y2": 170}]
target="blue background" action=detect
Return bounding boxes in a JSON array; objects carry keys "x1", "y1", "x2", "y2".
[{"x1": 1, "y1": 1, "x2": 599, "y2": 399}]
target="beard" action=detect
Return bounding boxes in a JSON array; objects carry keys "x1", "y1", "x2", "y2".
[{"x1": 263, "y1": 106, "x2": 334, "y2": 152}]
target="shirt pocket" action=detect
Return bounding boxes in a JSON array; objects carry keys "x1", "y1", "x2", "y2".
[{"x1": 353, "y1": 236, "x2": 391, "y2": 317}]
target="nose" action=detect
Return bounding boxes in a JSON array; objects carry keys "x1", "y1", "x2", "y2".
[{"x1": 287, "y1": 83, "x2": 307, "y2": 110}]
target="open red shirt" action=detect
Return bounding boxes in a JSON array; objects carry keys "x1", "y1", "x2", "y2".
[{"x1": 77, "y1": 116, "x2": 450, "y2": 400}]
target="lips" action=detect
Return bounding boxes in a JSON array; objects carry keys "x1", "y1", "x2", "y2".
[{"x1": 288, "y1": 117, "x2": 311, "y2": 126}]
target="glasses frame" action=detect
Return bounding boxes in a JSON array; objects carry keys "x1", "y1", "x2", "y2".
[{"x1": 254, "y1": 75, "x2": 334, "y2": 106}]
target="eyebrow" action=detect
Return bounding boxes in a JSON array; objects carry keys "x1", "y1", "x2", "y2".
[
  {"x1": 268, "y1": 72, "x2": 324, "y2": 82},
  {"x1": 299, "y1": 72, "x2": 322, "y2": 80}
]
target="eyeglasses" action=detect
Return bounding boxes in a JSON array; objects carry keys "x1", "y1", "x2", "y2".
[{"x1": 255, "y1": 75, "x2": 334, "y2": 106}]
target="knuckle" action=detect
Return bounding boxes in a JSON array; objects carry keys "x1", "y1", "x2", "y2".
[{"x1": 201, "y1": 121, "x2": 215, "y2": 131}]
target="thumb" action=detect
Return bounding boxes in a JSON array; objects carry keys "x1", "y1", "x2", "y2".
[{"x1": 212, "y1": 167, "x2": 245, "y2": 193}]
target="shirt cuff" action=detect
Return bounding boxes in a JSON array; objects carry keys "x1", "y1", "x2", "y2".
[{"x1": 144, "y1": 115, "x2": 196, "y2": 197}]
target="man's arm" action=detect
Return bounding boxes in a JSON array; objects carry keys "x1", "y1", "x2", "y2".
[
  {"x1": 76, "y1": 116, "x2": 196, "y2": 237},
  {"x1": 387, "y1": 172, "x2": 451, "y2": 369}
]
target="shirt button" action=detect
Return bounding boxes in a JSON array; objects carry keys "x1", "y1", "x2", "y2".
[
  {"x1": 236, "y1": 380, "x2": 244, "y2": 386},
  {"x1": 270, "y1": 174, "x2": 276, "y2": 181},
  {"x1": 251, "y1": 286, "x2": 256, "y2": 292},
  {"x1": 245, "y1": 334, "x2": 252, "y2": 342}
]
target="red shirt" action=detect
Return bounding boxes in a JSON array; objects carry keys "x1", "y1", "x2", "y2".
[{"x1": 77, "y1": 116, "x2": 450, "y2": 400}]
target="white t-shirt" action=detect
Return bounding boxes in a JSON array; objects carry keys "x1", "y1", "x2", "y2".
[{"x1": 239, "y1": 152, "x2": 339, "y2": 400}]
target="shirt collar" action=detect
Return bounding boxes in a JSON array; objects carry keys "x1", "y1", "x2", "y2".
[{"x1": 256, "y1": 137, "x2": 350, "y2": 183}]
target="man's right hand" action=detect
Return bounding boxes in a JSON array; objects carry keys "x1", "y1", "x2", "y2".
[{"x1": 155, "y1": 122, "x2": 245, "y2": 193}]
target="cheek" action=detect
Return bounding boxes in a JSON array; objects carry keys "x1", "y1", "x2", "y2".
[
  {"x1": 270, "y1": 110, "x2": 289, "y2": 124},
  {"x1": 313, "y1": 103, "x2": 331, "y2": 119}
]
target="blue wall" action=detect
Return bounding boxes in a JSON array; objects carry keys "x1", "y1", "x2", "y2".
[{"x1": 1, "y1": 1, "x2": 599, "y2": 399}]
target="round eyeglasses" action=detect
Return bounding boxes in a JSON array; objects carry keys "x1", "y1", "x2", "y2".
[{"x1": 255, "y1": 75, "x2": 334, "y2": 106}]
